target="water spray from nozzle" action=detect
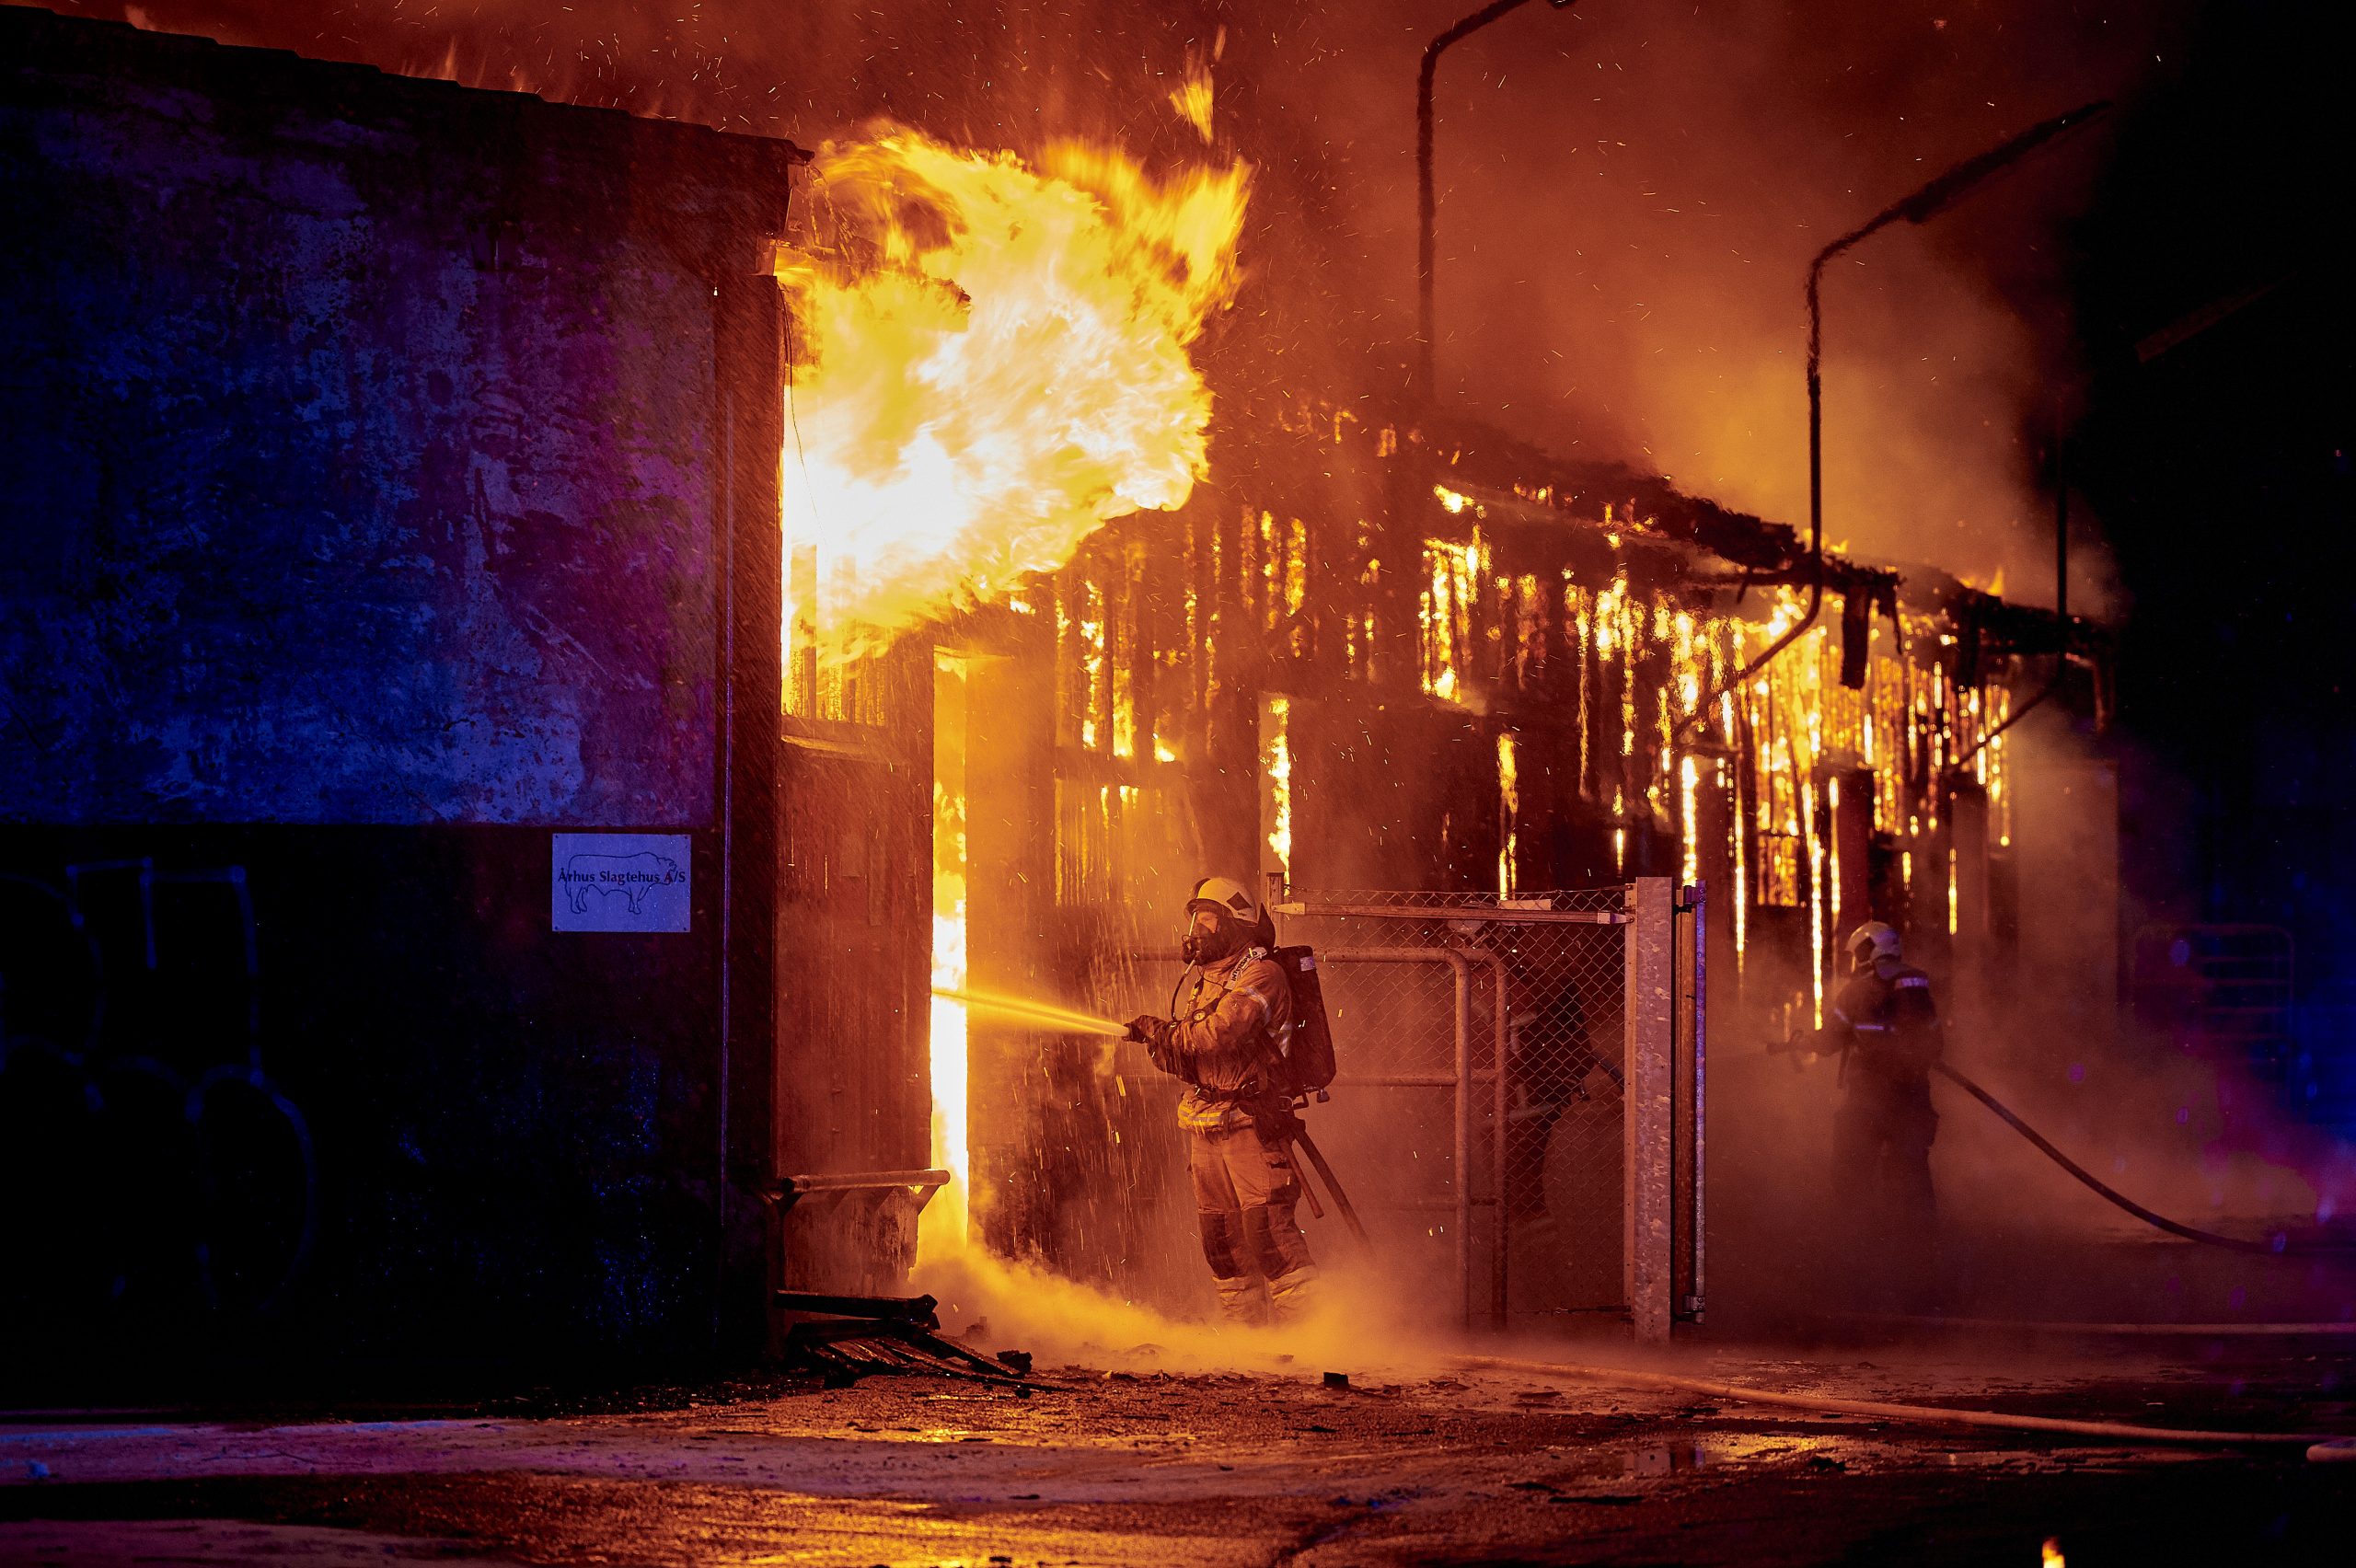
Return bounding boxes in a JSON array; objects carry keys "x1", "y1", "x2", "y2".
[{"x1": 930, "y1": 986, "x2": 1132, "y2": 1038}]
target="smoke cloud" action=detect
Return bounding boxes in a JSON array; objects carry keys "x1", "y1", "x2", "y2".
[
  {"x1": 1259, "y1": 1, "x2": 2205, "y2": 611},
  {"x1": 51, "y1": 1, "x2": 2187, "y2": 605}
]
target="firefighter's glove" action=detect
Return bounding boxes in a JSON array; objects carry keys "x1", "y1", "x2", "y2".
[{"x1": 1126, "y1": 1015, "x2": 1177, "y2": 1074}]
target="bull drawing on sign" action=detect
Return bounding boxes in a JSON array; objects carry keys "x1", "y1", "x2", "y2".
[{"x1": 560, "y1": 852, "x2": 684, "y2": 917}]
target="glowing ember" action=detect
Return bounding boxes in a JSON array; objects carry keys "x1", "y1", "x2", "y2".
[{"x1": 779, "y1": 127, "x2": 1249, "y2": 660}]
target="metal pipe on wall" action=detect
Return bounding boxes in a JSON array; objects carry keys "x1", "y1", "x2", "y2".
[
  {"x1": 1676, "y1": 100, "x2": 2108, "y2": 741},
  {"x1": 1415, "y1": 0, "x2": 1579, "y2": 404}
]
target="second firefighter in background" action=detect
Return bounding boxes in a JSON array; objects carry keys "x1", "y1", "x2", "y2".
[
  {"x1": 1799, "y1": 919, "x2": 1946, "y2": 1301},
  {"x1": 1127, "y1": 877, "x2": 1322, "y2": 1325}
]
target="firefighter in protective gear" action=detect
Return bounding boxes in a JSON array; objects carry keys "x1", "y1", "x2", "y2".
[
  {"x1": 1811, "y1": 921, "x2": 1944, "y2": 1251},
  {"x1": 1126, "y1": 876, "x2": 1321, "y2": 1325}
]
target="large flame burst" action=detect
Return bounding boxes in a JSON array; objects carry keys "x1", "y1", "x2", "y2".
[{"x1": 778, "y1": 127, "x2": 1250, "y2": 660}]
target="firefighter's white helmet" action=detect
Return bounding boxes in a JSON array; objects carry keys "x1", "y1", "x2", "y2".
[
  {"x1": 1187, "y1": 875, "x2": 1262, "y2": 928},
  {"x1": 1847, "y1": 920, "x2": 1901, "y2": 969}
]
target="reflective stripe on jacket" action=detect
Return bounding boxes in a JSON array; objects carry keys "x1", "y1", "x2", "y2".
[{"x1": 1825, "y1": 960, "x2": 1943, "y2": 1082}]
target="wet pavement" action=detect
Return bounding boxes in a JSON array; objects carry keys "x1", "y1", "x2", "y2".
[{"x1": 4, "y1": 1343, "x2": 2353, "y2": 1565}]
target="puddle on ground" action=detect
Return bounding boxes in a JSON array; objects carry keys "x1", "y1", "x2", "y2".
[{"x1": 1623, "y1": 1443, "x2": 1704, "y2": 1477}]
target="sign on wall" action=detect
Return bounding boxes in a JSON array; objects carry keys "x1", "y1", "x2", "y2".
[{"x1": 551, "y1": 833, "x2": 691, "y2": 933}]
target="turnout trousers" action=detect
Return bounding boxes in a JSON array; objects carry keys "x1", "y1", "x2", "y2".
[
  {"x1": 1832, "y1": 1072, "x2": 1939, "y2": 1302},
  {"x1": 1188, "y1": 1118, "x2": 1320, "y2": 1322}
]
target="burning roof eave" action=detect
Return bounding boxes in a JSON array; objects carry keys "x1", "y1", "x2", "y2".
[
  {"x1": 1885, "y1": 562, "x2": 2108, "y2": 664},
  {"x1": 1411, "y1": 427, "x2": 1902, "y2": 626},
  {"x1": 1391, "y1": 404, "x2": 2104, "y2": 657},
  {"x1": 1238, "y1": 391, "x2": 2103, "y2": 696}
]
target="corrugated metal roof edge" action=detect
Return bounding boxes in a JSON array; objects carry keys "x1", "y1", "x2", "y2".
[{"x1": 2, "y1": 6, "x2": 812, "y2": 178}]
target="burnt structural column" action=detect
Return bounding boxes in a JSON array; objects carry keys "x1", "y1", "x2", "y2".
[
  {"x1": 1946, "y1": 777, "x2": 1992, "y2": 1026},
  {"x1": 1909, "y1": 813, "x2": 1953, "y2": 981},
  {"x1": 1690, "y1": 748, "x2": 1739, "y2": 1026},
  {"x1": 1829, "y1": 763, "x2": 1876, "y2": 952},
  {"x1": 2014, "y1": 736, "x2": 2119, "y2": 1059}
]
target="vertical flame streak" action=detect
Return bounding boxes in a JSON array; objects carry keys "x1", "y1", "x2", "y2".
[
  {"x1": 1729, "y1": 755, "x2": 1748, "y2": 972},
  {"x1": 1498, "y1": 732, "x2": 1520, "y2": 895},
  {"x1": 1680, "y1": 754, "x2": 1700, "y2": 889},
  {"x1": 1080, "y1": 581, "x2": 1106, "y2": 751},
  {"x1": 1827, "y1": 773, "x2": 1843, "y2": 940},
  {"x1": 1262, "y1": 694, "x2": 1293, "y2": 875},
  {"x1": 1420, "y1": 535, "x2": 1482, "y2": 703},
  {"x1": 779, "y1": 129, "x2": 1248, "y2": 660},
  {"x1": 1112, "y1": 555, "x2": 1138, "y2": 759},
  {"x1": 925, "y1": 651, "x2": 971, "y2": 1255},
  {"x1": 1807, "y1": 767, "x2": 1826, "y2": 1030}
]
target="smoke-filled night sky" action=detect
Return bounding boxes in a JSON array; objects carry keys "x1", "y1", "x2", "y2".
[
  {"x1": 30, "y1": 5, "x2": 2294, "y2": 591},
  {"x1": 34, "y1": 0, "x2": 2353, "y2": 971}
]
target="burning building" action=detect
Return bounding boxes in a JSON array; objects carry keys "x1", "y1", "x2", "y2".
[
  {"x1": 791, "y1": 378, "x2": 2104, "y2": 1324},
  {"x1": 1, "y1": 7, "x2": 2111, "y2": 1370}
]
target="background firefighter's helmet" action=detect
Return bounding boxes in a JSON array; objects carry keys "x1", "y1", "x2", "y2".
[
  {"x1": 1847, "y1": 920, "x2": 1902, "y2": 970},
  {"x1": 1182, "y1": 875, "x2": 1262, "y2": 963}
]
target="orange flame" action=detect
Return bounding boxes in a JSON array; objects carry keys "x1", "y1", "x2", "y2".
[
  {"x1": 1169, "y1": 59, "x2": 1216, "y2": 144},
  {"x1": 778, "y1": 127, "x2": 1250, "y2": 659}
]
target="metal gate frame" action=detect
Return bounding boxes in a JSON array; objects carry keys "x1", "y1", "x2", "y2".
[
  {"x1": 1316, "y1": 945, "x2": 1496, "y2": 1331},
  {"x1": 1277, "y1": 878, "x2": 1705, "y2": 1342}
]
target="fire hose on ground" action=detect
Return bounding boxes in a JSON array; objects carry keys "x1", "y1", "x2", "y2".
[
  {"x1": 1451, "y1": 1354, "x2": 2354, "y2": 1458},
  {"x1": 928, "y1": 987, "x2": 2353, "y2": 1459},
  {"x1": 1739, "y1": 1046, "x2": 2356, "y2": 1259},
  {"x1": 1446, "y1": 1052, "x2": 2356, "y2": 1461},
  {"x1": 1924, "y1": 1059, "x2": 2355, "y2": 1257}
]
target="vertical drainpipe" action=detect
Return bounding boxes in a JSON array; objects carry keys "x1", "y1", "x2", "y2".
[{"x1": 1948, "y1": 780, "x2": 1992, "y2": 1018}]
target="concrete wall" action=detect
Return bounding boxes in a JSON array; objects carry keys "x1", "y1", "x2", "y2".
[{"x1": 0, "y1": 11, "x2": 791, "y2": 1382}]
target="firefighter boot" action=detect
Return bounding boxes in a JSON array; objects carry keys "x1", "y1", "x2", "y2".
[
  {"x1": 1265, "y1": 1262, "x2": 1322, "y2": 1323},
  {"x1": 1213, "y1": 1274, "x2": 1271, "y2": 1326}
]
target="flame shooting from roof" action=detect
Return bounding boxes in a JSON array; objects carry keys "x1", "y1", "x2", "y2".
[{"x1": 778, "y1": 127, "x2": 1250, "y2": 660}]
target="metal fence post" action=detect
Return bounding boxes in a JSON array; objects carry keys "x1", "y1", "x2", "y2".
[
  {"x1": 1624, "y1": 877, "x2": 1675, "y2": 1343},
  {"x1": 1451, "y1": 947, "x2": 1473, "y2": 1331},
  {"x1": 1684, "y1": 882, "x2": 1707, "y2": 1323},
  {"x1": 1488, "y1": 954, "x2": 1510, "y2": 1331}
]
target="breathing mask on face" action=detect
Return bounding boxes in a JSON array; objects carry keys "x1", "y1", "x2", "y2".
[{"x1": 1182, "y1": 903, "x2": 1243, "y2": 965}]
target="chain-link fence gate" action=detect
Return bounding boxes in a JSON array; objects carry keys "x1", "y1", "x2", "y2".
[{"x1": 1273, "y1": 879, "x2": 1704, "y2": 1341}]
